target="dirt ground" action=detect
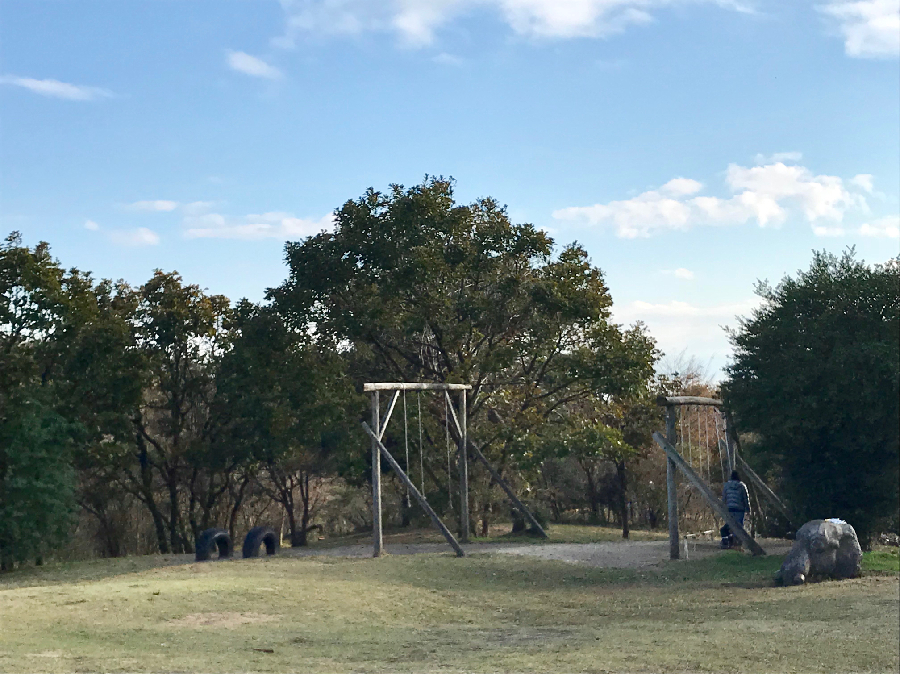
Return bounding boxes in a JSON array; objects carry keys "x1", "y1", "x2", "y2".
[{"x1": 279, "y1": 537, "x2": 795, "y2": 567}]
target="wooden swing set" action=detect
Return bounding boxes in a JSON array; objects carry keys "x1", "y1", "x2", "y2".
[
  {"x1": 654, "y1": 396, "x2": 797, "y2": 559},
  {"x1": 360, "y1": 382, "x2": 547, "y2": 558}
]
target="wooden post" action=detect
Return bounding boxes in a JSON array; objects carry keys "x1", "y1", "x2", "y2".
[
  {"x1": 458, "y1": 389, "x2": 469, "y2": 543},
  {"x1": 371, "y1": 391, "x2": 383, "y2": 557},
  {"x1": 362, "y1": 422, "x2": 465, "y2": 557},
  {"x1": 653, "y1": 432, "x2": 766, "y2": 556},
  {"x1": 666, "y1": 405, "x2": 680, "y2": 560},
  {"x1": 722, "y1": 413, "x2": 735, "y2": 475}
]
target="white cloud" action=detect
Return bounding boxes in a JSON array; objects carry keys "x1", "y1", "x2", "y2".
[
  {"x1": 820, "y1": 0, "x2": 900, "y2": 58},
  {"x1": 812, "y1": 225, "x2": 847, "y2": 237},
  {"x1": 850, "y1": 173, "x2": 874, "y2": 193},
  {"x1": 182, "y1": 201, "x2": 218, "y2": 216},
  {"x1": 554, "y1": 191, "x2": 693, "y2": 238},
  {"x1": 661, "y1": 268, "x2": 696, "y2": 279},
  {"x1": 661, "y1": 178, "x2": 703, "y2": 197},
  {"x1": 553, "y1": 160, "x2": 873, "y2": 238},
  {"x1": 726, "y1": 162, "x2": 858, "y2": 221},
  {"x1": 858, "y1": 215, "x2": 900, "y2": 238},
  {"x1": 227, "y1": 51, "x2": 283, "y2": 79},
  {"x1": 127, "y1": 200, "x2": 179, "y2": 212},
  {"x1": 109, "y1": 228, "x2": 160, "y2": 246},
  {"x1": 273, "y1": 0, "x2": 750, "y2": 47},
  {"x1": 0, "y1": 75, "x2": 113, "y2": 100},
  {"x1": 84, "y1": 220, "x2": 100, "y2": 231},
  {"x1": 184, "y1": 211, "x2": 334, "y2": 240},
  {"x1": 754, "y1": 151, "x2": 802, "y2": 164}
]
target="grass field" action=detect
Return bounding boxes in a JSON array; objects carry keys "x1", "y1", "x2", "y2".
[{"x1": 1, "y1": 527, "x2": 897, "y2": 673}]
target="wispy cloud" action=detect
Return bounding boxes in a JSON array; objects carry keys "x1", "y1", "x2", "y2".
[
  {"x1": 811, "y1": 225, "x2": 847, "y2": 237},
  {"x1": 0, "y1": 75, "x2": 113, "y2": 100},
  {"x1": 432, "y1": 52, "x2": 464, "y2": 66},
  {"x1": 662, "y1": 268, "x2": 696, "y2": 280},
  {"x1": 820, "y1": 0, "x2": 900, "y2": 58},
  {"x1": 553, "y1": 159, "x2": 874, "y2": 238},
  {"x1": 126, "y1": 200, "x2": 179, "y2": 212},
  {"x1": 182, "y1": 201, "x2": 218, "y2": 216},
  {"x1": 184, "y1": 211, "x2": 334, "y2": 240},
  {"x1": 754, "y1": 151, "x2": 803, "y2": 164},
  {"x1": 84, "y1": 220, "x2": 100, "y2": 231},
  {"x1": 859, "y1": 215, "x2": 900, "y2": 238},
  {"x1": 226, "y1": 51, "x2": 282, "y2": 79},
  {"x1": 273, "y1": 0, "x2": 753, "y2": 48},
  {"x1": 108, "y1": 227, "x2": 161, "y2": 246}
]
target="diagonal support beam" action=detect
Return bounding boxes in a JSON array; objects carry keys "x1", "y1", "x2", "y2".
[
  {"x1": 653, "y1": 432, "x2": 765, "y2": 556},
  {"x1": 721, "y1": 410, "x2": 797, "y2": 530},
  {"x1": 377, "y1": 390, "x2": 400, "y2": 442},
  {"x1": 444, "y1": 391, "x2": 462, "y2": 437},
  {"x1": 362, "y1": 421, "x2": 465, "y2": 557},
  {"x1": 733, "y1": 452, "x2": 798, "y2": 530},
  {"x1": 467, "y1": 439, "x2": 548, "y2": 539}
]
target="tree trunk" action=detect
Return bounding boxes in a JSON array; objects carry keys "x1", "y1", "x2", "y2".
[
  {"x1": 136, "y1": 434, "x2": 169, "y2": 554},
  {"x1": 616, "y1": 460, "x2": 629, "y2": 539},
  {"x1": 580, "y1": 460, "x2": 601, "y2": 520},
  {"x1": 228, "y1": 474, "x2": 251, "y2": 540},
  {"x1": 296, "y1": 473, "x2": 311, "y2": 547},
  {"x1": 481, "y1": 501, "x2": 491, "y2": 536},
  {"x1": 165, "y1": 470, "x2": 188, "y2": 553}
]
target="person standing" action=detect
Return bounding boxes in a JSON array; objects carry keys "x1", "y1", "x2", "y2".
[{"x1": 720, "y1": 470, "x2": 751, "y2": 548}]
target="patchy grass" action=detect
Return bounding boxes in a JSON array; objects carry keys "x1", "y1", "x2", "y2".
[{"x1": 1, "y1": 542, "x2": 897, "y2": 673}]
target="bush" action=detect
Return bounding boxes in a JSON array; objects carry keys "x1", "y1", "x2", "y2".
[{"x1": 724, "y1": 251, "x2": 899, "y2": 548}]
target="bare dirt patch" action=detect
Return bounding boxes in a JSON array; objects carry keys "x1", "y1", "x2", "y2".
[
  {"x1": 281, "y1": 537, "x2": 793, "y2": 568},
  {"x1": 167, "y1": 612, "x2": 276, "y2": 629}
]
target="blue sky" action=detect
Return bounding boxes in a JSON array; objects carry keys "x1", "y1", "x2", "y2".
[{"x1": 2, "y1": 0, "x2": 898, "y2": 379}]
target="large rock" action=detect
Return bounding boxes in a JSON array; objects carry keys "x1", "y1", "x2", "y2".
[{"x1": 776, "y1": 519, "x2": 862, "y2": 586}]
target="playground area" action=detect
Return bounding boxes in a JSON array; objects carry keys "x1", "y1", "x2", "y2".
[{"x1": 1, "y1": 526, "x2": 897, "y2": 673}]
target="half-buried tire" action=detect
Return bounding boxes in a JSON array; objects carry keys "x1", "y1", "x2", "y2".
[
  {"x1": 242, "y1": 526, "x2": 280, "y2": 558},
  {"x1": 195, "y1": 528, "x2": 233, "y2": 562}
]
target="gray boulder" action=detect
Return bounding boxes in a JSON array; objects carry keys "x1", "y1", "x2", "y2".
[{"x1": 776, "y1": 519, "x2": 862, "y2": 586}]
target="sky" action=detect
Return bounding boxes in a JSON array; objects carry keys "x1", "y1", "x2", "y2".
[{"x1": 1, "y1": 0, "x2": 898, "y2": 380}]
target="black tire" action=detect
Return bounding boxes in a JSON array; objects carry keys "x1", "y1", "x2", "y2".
[
  {"x1": 242, "y1": 526, "x2": 280, "y2": 558},
  {"x1": 195, "y1": 528, "x2": 233, "y2": 562}
]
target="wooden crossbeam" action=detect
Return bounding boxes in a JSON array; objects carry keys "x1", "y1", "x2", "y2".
[
  {"x1": 652, "y1": 432, "x2": 766, "y2": 556},
  {"x1": 364, "y1": 383, "x2": 471, "y2": 391}
]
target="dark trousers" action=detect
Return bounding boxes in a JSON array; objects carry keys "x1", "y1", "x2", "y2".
[{"x1": 720, "y1": 510, "x2": 745, "y2": 546}]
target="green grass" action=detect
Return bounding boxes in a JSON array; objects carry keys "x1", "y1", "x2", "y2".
[
  {"x1": 863, "y1": 547, "x2": 900, "y2": 573},
  {"x1": 1, "y1": 537, "x2": 897, "y2": 673}
]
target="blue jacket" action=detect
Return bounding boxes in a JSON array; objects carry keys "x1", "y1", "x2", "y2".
[{"x1": 722, "y1": 480, "x2": 750, "y2": 512}]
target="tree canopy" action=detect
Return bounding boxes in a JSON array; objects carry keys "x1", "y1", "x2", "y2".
[
  {"x1": 270, "y1": 177, "x2": 657, "y2": 432},
  {"x1": 723, "y1": 249, "x2": 900, "y2": 547}
]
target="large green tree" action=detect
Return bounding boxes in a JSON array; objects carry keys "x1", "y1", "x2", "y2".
[
  {"x1": 1, "y1": 234, "x2": 87, "y2": 566},
  {"x1": 213, "y1": 300, "x2": 360, "y2": 546},
  {"x1": 127, "y1": 271, "x2": 233, "y2": 554},
  {"x1": 723, "y1": 250, "x2": 900, "y2": 547},
  {"x1": 270, "y1": 178, "x2": 657, "y2": 533},
  {"x1": 2, "y1": 233, "x2": 147, "y2": 562}
]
